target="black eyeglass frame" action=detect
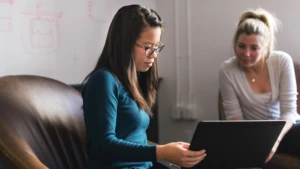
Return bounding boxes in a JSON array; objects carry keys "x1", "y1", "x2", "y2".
[{"x1": 135, "y1": 43, "x2": 165, "y2": 57}]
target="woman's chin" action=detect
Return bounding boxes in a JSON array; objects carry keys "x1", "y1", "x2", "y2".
[
  {"x1": 239, "y1": 62, "x2": 254, "y2": 69},
  {"x1": 137, "y1": 68, "x2": 150, "y2": 72}
]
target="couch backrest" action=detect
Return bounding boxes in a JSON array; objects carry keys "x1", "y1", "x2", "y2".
[{"x1": 0, "y1": 75, "x2": 87, "y2": 169}]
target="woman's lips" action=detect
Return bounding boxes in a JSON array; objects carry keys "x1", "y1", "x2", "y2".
[{"x1": 145, "y1": 62, "x2": 153, "y2": 67}]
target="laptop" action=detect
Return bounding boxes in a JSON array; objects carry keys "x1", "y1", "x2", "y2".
[
  {"x1": 181, "y1": 120, "x2": 286, "y2": 169},
  {"x1": 155, "y1": 160, "x2": 180, "y2": 169}
]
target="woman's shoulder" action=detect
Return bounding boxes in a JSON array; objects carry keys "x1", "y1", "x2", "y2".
[
  {"x1": 220, "y1": 56, "x2": 239, "y2": 73},
  {"x1": 86, "y1": 69, "x2": 120, "y2": 88},
  {"x1": 90, "y1": 69, "x2": 116, "y2": 81},
  {"x1": 82, "y1": 69, "x2": 120, "y2": 97},
  {"x1": 269, "y1": 51, "x2": 293, "y2": 66},
  {"x1": 270, "y1": 51, "x2": 292, "y2": 60}
]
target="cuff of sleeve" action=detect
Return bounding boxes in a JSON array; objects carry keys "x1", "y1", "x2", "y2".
[
  {"x1": 280, "y1": 112, "x2": 297, "y2": 123},
  {"x1": 151, "y1": 145, "x2": 157, "y2": 161}
]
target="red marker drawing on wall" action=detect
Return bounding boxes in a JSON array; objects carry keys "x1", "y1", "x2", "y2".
[
  {"x1": 0, "y1": 0, "x2": 14, "y2": 32},
  {"x1": 21, "y1": 2, "x2": 62, "y2": 54}
]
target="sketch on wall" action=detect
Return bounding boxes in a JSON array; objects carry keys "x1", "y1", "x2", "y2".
[
  {"x1": 20, "y1": 2, "x2": 62, "y2": 54},
  {"x1": 0, "y1": 0, "x2": 156, "y2": 84},
  {"x1": 0, "y1": 0, "x2": 14, "y2": 32}
]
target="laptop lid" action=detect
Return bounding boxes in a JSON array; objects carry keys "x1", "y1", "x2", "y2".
[{"x1": 183, "y1": 120, "x2": 286, "y2": 169}]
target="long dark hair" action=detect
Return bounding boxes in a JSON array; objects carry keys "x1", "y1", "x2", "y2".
[{"x1": 83, "y1": 5, "x2": 163, "y2": 115}]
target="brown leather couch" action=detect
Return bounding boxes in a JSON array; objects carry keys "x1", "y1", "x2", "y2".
[
  {"x1": 0, "y1": 75, "x2": 166, "y2": 169},
  {"x1": 0, "y1": 75, "x2": 87, "y2": 169},
  {"x1": 218, "y1": 61, "x2": 300, "y2": 169}
]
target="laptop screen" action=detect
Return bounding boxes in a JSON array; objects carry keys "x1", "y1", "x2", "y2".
[{"x1": 183, "y1": 120, "x2": 285, "y2": 169}]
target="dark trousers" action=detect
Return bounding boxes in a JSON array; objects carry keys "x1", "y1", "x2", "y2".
[{"x1": 276, "y1": 121, "x2": 300, "y2": 157}]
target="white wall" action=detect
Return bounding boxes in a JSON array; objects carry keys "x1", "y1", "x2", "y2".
[
  {"x1": 156, "y1": 0, "x2": 300, "y2": 144},
  {"x1": 0, "y1": 0, "x2": 155, "y2": 84}
]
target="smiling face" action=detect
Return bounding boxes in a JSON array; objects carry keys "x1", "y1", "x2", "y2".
[
  {"x1": 133, "y1": 27, "x2": 162, "y2": 72},
  {"x1": 235, "y1": 33, "x2": 268, "y2": 70}
]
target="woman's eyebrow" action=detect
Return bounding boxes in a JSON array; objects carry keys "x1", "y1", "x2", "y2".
[
  {"x1": 142, "y1": 42, "x2": 154, "y2": 45},
  {"x1": 143, "y1": 42, "x2": 162, "y2": 46}
]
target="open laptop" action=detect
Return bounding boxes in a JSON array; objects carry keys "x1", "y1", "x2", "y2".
[{"x1": 180, "y1": 120, "x2": 286, "y2": 169}]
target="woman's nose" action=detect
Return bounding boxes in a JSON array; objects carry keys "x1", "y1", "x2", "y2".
[
  {"x1": 243, "y1": 48, "x2": 250, "y2": 57},
  {"x1": 148, "y1": 50, "x2": 157, "y2": 59}
]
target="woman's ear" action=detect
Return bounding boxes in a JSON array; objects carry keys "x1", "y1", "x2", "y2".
[{"x1": 263, "y1": 45, "x2": 269, "y2": 55}]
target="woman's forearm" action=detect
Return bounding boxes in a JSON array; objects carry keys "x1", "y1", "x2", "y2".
[{"x1": 277, "y1": 119, "x2": 293, "y2": 142}]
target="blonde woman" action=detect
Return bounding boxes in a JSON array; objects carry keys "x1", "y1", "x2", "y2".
[{"x1": 219, "y1": 8, "x2": 300, "y2": 163}]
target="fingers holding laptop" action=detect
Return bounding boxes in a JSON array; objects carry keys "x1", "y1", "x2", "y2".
[
  {"x1": 183, "y1": 148, "x2": 207, "y2": 168},
  {"x1": 156, "y1": 142, "x2": 206, "y2": 168}
]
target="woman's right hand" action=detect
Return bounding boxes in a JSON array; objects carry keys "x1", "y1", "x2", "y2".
[{"x1": 156, "y1": 142, "x2": 206, "y2": 168}]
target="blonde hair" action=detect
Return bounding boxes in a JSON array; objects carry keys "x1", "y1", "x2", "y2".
[{"x1": 233, "y1": 8, "x2": 281, "y2": 55}]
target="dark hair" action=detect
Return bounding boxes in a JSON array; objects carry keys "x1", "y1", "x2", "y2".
[{"x1": 83, "y1": 4, "x2": 163, "y2": 115}]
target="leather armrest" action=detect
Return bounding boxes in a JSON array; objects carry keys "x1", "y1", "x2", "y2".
[{"x1": 0, "y1": 119, "x2": 48, "y2": 169}]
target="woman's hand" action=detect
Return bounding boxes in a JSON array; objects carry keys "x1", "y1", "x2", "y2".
[
  {"x1": 156, "y1": 142, "x2": 206, "y2": 168},
  {"x1": 265, "y1": 139, "x2": 280, "y2": 163}
]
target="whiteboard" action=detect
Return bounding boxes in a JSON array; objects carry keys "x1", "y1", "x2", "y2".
[{"x1": 0, "y1": 0, "x2": 156, "y2": 84}]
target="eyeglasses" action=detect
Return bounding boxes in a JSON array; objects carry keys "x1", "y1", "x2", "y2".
[{"x1": 135, "y1": 43, "x2": 165, "y2": 57}]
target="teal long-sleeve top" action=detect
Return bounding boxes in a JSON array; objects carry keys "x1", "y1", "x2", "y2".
[{"x1": 82, "y1": 69, "x2": 157, "y2": 169}]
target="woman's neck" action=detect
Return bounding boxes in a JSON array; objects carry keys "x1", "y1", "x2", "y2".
[{"x1": 243, "y1": 59, "x2": 266, "y2": 74}]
